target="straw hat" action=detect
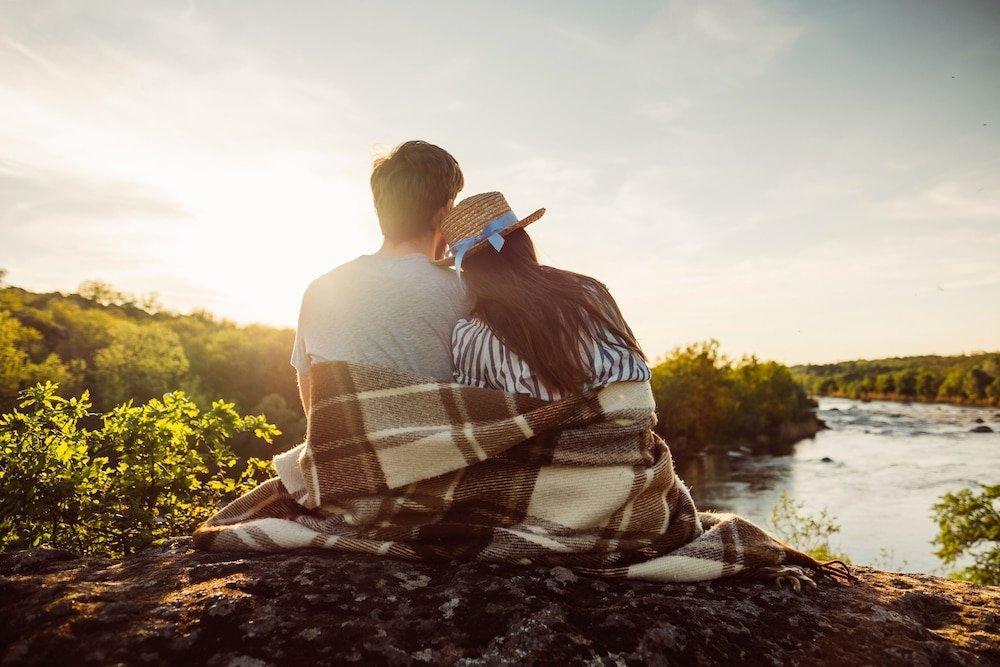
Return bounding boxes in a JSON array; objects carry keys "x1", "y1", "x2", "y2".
[{"x1": 433, "y1": 192, "x2": 545, "y2": 267}]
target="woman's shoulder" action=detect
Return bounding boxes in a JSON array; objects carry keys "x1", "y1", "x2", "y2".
[
  {"x1": 451, "y1": 316, "x2": 498, "y2": 345},
  {"x1": 453, "y1": 316, "x2": 490, "y2": 334}
]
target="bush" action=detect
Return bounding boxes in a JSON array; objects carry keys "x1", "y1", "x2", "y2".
[
  {"x1": 0, "y1": 382, "x2": 278, "y2": 557},
  {"x1": 650, "y1": 341, "x2": 735, "y2": 447},
  {"x1": 767, "y1": 491, "x2": 848, "y2": 562},
  {"x1": 932, "y1": 484, "x2": 999, "y2": 586},
  {"x1": 650, "y1": 341, "x2": 813, "y2": 450}
]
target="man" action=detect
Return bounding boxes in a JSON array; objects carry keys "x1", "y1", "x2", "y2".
[{"x1": 291, "y1": 140, "x2": 470, "y2": 411}]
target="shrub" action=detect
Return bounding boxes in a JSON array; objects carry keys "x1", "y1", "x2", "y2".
[
  {"x1": 650, "y1": 341, "x2": 813, "y2": 450},
  {"x1": 650, "y1": 341, "x2": 735, "y2": 447},
  {"x1": 767, "y1": 491, "x2": 848, "y2": 562},
  {"x1": 932, "y1": 484, "x2": 999, "y2": 586},
  {"x1": 0, "y1": 382, "x2": 277, "y2": 557}
]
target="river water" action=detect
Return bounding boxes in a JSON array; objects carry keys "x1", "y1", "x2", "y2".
[{"x1": 675, "y1": 397, "x2": 1000, "y2": 574}]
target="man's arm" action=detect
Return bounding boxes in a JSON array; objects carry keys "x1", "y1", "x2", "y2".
[{"x1": 298, "y1": 370, "x2": 311, "y2": 414}]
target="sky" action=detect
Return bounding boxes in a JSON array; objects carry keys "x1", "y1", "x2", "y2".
[{"x1": 1, "y1": 0, "x2": 998, "y2": 364}]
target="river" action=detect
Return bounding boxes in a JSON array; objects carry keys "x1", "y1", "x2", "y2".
[{"x1": 675, "y1": 397, "x2": 1000, "y2": 574}]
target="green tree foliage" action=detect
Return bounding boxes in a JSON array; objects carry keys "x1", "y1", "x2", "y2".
[
  {"x1": 194, "y1": 325, "x2": 298, "y2": 411},
  {"x1": 0, "y1": 283, "x2": 305, "y2": 450},
  {"x1": 916, "y1": 369, "x2": 940, "y2": 399},
  {"x1": 963, "y1": 369, "x2": 992, "y2": 401},
  {"x1": 793, "y1": 353, "x2": 1000, "y2": 406},
  {"x1": 649, "y1": 341, "x2": 735, "y2": 447},
  {"x1": 932, "y1": 485, "x2": 1000, "y2": 586},
  {"x1": 875, "y1": 373, "x2": 896, "y2": 394},
  {"x1": 895, "y1": 369, "x2": 918, "y2": 397},
  {"x1": 987, "y1": 377, "x2": 1000, "y2": 400},
  {"x1": 2, "y1": 283, "x2": 815, "y2": 457},
  {"x1": 0, "y1": 382, "x2": 277, "y2": 557},
  {"x1": 0, "y1": 309, "x2": 37, "y2": 397},
  {"x1": 93, "y1": 324, "x2": 190, "y2": 409},
  {"x1": 650, "y1": 341, "x2": 815, "y2": 450},
  {"x1": 1, "y1": 310, "x2": 74, "y2": 402}
]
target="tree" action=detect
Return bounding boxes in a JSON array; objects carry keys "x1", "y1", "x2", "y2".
[
  {"x1": 937, "y1": 368, "x2": 967, "y2": 400},
  {"x1": 46, "y1": 300, "x2": 127, "y2": 362},
  {"x1": 0, "y1": 310, "x2": 37, "y2": 397},
  {"x1": 987, "y1": 377, "x2": 1000, "y2": 401},
  {"x1": 932, "y1": 485, "x2": 999, "y2": 586},
  {"x1": 895, "y1": 369, "x2": 918, "y2": 398},
  {"x1": 916, "y1": 369, "x2": 940, "y2": 399},
  {"x1": 650, "y1": 340, "x2": 735, "y2": 449},
  {"x1": 195, "y1": 326, "x2": 297, "y2": 410},
  {"x1": 963, "y1": 368, "x2": 993, "y2": 401},
  {"x1": 730, "y1": 357, "x2": 810, "y2": 443},
  {"x1": 875, "y1": 373, "x2": 896, "y2": 394},
  {"x1": 0, "y1": 310, "x2": 74, "y2": 407},
  {"x1": 791, "y1": 354, "x2": 1000, "y2": 407},
  {"x1": 78, "y1": 280, "x2": 129, "y2": 307},
  {"x1": 92, "y1": 324, "x2": 190, "y2": 409}
]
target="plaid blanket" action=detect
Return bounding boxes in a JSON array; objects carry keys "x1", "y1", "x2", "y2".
[{"x1": 194, "y1": 362, "x2": 830, "y2": 585}]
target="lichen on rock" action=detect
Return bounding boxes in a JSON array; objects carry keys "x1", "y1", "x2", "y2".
[{"x1": 1, "y1": 539, "x2": 997, "y2": 665}]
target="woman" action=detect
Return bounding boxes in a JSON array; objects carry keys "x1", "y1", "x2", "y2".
[{"x1": 435, "y1": 192, "x2": 649, "y2": 400}]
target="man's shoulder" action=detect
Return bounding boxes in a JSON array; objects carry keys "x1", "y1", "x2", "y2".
[
  {"x1": 305, "y1": 256, "x2": 368, "y2": 291},
  {"x1": 308, "y1": 254, "x2": 457, "y2": 286},
  {"x1": 302, "y1": 254, "x2": 467, "y2": 310}
]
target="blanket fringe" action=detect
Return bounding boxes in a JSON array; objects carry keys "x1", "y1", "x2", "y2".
[
  {"x1": 815, "y1": 559, "x2": 856, "y2": 584},
  {"x1": 753, "y1": 558, "x2": 855, "y2": 592},
  {"x1": 755, "y1": 565, "x2": 816, "y2": 592}
]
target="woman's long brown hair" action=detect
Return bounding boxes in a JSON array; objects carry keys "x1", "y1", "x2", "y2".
[{"x1": 460, "y1": 228, "x2": 646, "y2": 396}]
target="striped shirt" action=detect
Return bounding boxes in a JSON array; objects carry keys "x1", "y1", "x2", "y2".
[{"x1": 451, "y1": 317, "x2": 651, "y2": 401}]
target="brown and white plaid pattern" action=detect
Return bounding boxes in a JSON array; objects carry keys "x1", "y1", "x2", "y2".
[{"x1": 193, "y1": 362, "x2": 822, "y2": 583}]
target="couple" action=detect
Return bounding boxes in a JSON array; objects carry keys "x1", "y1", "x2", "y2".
[
  {"x1": 196, "y1": 141, "x2": 840, "y2": 589},
  {"x1": 291, "y1": 139, "x2": 648, "y2": 412}
]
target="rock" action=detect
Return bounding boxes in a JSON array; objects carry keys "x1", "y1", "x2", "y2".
[
  {"x1": 820, "y1": 456, "x2": 834, "y2": 463},
  {"x1": 970, "y1": 425, "x2": 993, "y2": 433},
  {"x1": 1, "y1": 540, "x2": 998, "y2": 665},
  {"x1": 974, "y1": 418, "x2": 984, "y2": 424}
]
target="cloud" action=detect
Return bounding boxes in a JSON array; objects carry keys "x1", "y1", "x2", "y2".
[
  {"x1": 622, "y1": 0, "x2": 805, "y2": 127},
  {"x1": 881, "y1": 172, "x2": 1000, "y2": 222},
  {"x1": 629, "y1": 0, "x2": 804, "y2": 85},
  {"x1": 636, "y1": 98, "x2": 694, "y2": 122},
  {"x1": 0, "y1": 161, "x2": 186, "y2": 226}
]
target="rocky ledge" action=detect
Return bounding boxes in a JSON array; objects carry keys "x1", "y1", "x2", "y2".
[{"x1": 1, "y1": 540, "x2": 997, "y2": 666}]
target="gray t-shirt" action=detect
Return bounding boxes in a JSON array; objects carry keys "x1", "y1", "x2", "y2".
[{"x1": 291, "y1": 253, "x2": 470, "y2": 381}]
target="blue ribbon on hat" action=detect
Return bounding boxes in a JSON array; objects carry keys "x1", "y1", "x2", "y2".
[{"x1": 448, "y1": 210, "x2": 519, "y2": 280}]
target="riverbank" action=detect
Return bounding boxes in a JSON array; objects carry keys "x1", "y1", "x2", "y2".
[
  {"x1": 678, "y1": 397, "x2": 1000, "y2": 573},
  {"x1": 792, "y1": 352, "x2": 1000, "y2": 410},
  {"x1": 811, "y1": 391, "x2": 999, "y2": 410}
]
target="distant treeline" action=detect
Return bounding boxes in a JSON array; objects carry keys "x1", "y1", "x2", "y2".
[
  {"x1": 1, "y1": 278, "x2": 819, "y2": 455},
  {"x1": 792, "y1": 353, "x2": 1000, "y2": 407}
]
